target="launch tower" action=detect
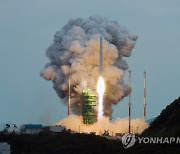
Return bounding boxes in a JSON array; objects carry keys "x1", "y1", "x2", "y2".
[{"x1": 82, "y1": 89, "x2": 96, "y2": 124}]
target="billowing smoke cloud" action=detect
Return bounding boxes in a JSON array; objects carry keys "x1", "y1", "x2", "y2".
[
  {"x1": 57, "y1": 115, "x2": 148, "y2": 134},
  {"x1": 40, "y1": 16, "x2": 138, "y2": 117}
]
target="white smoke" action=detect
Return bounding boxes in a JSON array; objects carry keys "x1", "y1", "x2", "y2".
[
  {"x1": 57, "y1": 115, "x2": 148, "y2": 135},
  {"x1": 40, "y1": 16, "x2": 138, "y2": 117}
]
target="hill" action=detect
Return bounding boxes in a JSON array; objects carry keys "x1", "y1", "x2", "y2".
[
  {"x1": 0, "y1": 132, "x2": 123, "y2": 154},
  {"x1": 142, "y1": 97, "x2": 180, "y2": 136}
]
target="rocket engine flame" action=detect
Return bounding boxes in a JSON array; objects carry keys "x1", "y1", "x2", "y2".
[{"x1": 97, "y1": 76, "x2": 105, "y2": 119}]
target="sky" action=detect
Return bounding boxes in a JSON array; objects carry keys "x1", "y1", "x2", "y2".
[{"x1": 0, "y1": 0, "x2": 180, "y2": 126}]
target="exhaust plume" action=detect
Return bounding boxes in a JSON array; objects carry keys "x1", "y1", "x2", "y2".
[
  {"x1": 40, "y1": 16, "x2": 138, "y2": 118},
  {"x1": 57, "y1": 115, "x2": 148, "y2": 134}
]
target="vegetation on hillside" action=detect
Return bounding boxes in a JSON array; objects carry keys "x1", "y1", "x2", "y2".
[
  {"x1": 0, "y1": 132, "x2": 123, "y2": 154},
  {"x1": 143, "y1": 97, "x2": 180, "y2": 136}
]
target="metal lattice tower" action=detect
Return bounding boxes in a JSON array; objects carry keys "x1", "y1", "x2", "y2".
[
  {"x1": 68, "y1": 76, "x2": 70, "y2": 116},
  {"x1": 82, "y1": 89, "x2": 96, "y2": 124},
  {"x1": 128, "y1": 69, "x2": 132, "y2": 133}
]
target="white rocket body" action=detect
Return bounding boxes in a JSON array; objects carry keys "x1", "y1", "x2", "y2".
[{"x1": 99, "y1": 36, "x2": 103, "y2": 75}]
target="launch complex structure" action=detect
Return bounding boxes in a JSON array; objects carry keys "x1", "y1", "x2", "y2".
[{"x1": 82, "y1": 89, "x2": 96, "y2": 124}]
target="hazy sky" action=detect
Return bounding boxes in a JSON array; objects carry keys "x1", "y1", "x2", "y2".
[{"x1": 0, "y1": 0, "x2": 180, "y2": 126}]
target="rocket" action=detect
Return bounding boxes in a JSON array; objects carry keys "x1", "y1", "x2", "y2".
[{"x1": 99, "y1": 36, "x2": 103, "y2": 75}]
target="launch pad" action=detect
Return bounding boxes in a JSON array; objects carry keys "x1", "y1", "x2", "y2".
[{"x1": 82, "y1": 89, "x2": 96, "y2": 124}]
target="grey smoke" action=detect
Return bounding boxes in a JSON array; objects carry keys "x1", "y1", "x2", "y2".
[{"x1": 40, "y1": 16, "x2": 138, "y2": 118}]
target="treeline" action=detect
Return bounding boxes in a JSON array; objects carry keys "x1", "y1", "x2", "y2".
[{"x1": 0, "y1": 132, "x2": 122, "y2": 154}]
